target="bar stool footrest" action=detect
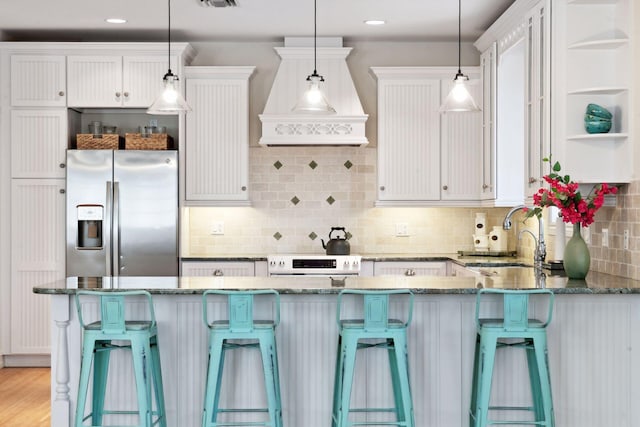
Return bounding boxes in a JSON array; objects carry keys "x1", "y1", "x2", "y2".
[
  {"x1": 349, "y1": 407, "x2": 398, "y2": 413},
  {"x1": 488, "y1": 405, "x2": 535, "y2": 411},
  {"x1": 217, "y1": 409, "x2": 270, "y2": 413},
  {"x1": 486, "y1": 421, "x2": 547, "y2": 426}
]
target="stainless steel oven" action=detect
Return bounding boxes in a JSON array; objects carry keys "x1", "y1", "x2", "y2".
[{"x1": 267, "y1": 255, "x2": 362, "y2": 277}]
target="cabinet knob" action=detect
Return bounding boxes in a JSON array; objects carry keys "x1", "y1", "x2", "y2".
[
  {"x1": 59, "y1": 189, "x2": 65, "y2": 194},
  {"x1": 380, "y1": 186, "x2": 385, "y2": 191},
  {"x1": 58, "y1": 91, "x2": 65, "y2": 97},
  {"x1": 482, "y1": 184, "x2": 489, "y2": 189},
  {"x1": 123, "y1": 92, "x2": 129, "y2": 97},
  {"x1": 442, "y1": 185, "x2": 448, "y2": 190},
  {"x1": 59, "y1": 163, "x2": 66, "y2": 168},
  {"x1": 241, "y1": 186, "x2": 247, "y2": 191},
  {"x1": 213, "y1": 269, "x2": 224, "y2": 276},
  {"x1": 115, "y1": 92, "x2": 121, "y2": 97},
  {"x1": 405, "y1": 269, "x2": 416, "y2": 277},
  {"x1": 529, "y1": 177, "x2": 538, "y2": 184}
]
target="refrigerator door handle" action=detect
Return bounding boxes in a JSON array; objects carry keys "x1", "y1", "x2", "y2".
[
  {"x1": 113, "y1": 181, "x2": 120, "y2": 277},
  {"x1": 105, "y1": 181, "x2": 113, "y2": 276}
]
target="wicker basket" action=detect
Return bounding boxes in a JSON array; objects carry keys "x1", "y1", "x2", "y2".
[
  {"x1": 125, "y1": 133, "x2": 172, "y2": 150},
  {"x1": 77, "y1": 134, "x2": 119, "y2": 149}
]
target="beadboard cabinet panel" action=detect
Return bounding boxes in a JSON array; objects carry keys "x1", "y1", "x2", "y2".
[
  {"x1": 10, "y1": 55, "x2": 66, "y2": 107},
  {"x1": 66, "y1": 56, "x2": 123, "y2": 107}
]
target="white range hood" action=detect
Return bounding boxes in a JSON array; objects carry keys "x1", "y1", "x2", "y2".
[{"x1": 259, "y1": 37, "x2": 369, "y2": 147}]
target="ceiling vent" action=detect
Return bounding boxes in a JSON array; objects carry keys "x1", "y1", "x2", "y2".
[
  {"x1": 200, "y1": 0, "x2": 238, "y2": 7},
  {"x1": 259, "y1": 37, "x2": 369, "y2": 147}
]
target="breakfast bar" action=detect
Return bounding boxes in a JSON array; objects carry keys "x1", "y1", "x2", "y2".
[{"x1": 35, "y1": 273, "x2": 640, "y2": 427}]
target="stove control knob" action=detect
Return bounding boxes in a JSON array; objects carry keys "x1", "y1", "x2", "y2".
[
  {"x1": 279, "y1": 260, "x2": 285, "y2": 267},
  {"x1": 352, "y1": 260, "x2": 359, "y2": 267},
  {"x1": 269, "y1": 260, "x2": 276, "y2": 267}
]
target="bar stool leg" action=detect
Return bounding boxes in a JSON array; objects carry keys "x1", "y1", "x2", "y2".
[
  {"x1": 387, "y1": 338, "x2": 405, "y2": 423},
  {"x1": 337, "y1": 335, "x2": 359, "y2": 427},
  {"x1": 533, "y1": 335, "x2": 555, "y2": 427},
  {"x1": 91, "y1": 342, "x2": 112, "y2": 426},
  {"x1": 203, "y1": 335, "x2": 226, "y2": 427},
  {"x1": 259, "y1": 336, "x2": 280, "y2": 427},
  {"x1": 469, "y1": 335, "x2": 481, "y2": 427},
  {"x1": 150, "y1": 336, "x2": 167, "y2": 427},
  {"x1": 331, "y1": 335, "x2": 345, "y2": 427},
  {"x1": 75, "y1": 336, "x2": 97, "y2": 427},
  {"x1": 392, "y1": 334, "x2": 414, "y2": 427},
  {"x1": 131, "y1": 337, "x2": 153, "y2": 427},
  {"x1": 475, "y1": 335, "x2": 498, "y2": 427},
  {"x1": 270, "y1": 336, "x2": 284, "y2": 427},
  {"x1": 525, "y1": 339, "x2": 544, "y2": 424}
]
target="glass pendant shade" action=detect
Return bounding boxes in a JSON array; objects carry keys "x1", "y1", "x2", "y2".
[
  {"x1": 440, "y1": 73, "x2": 480, "y2": 112},
  {"x1": 292, "y1": 74, "x2": 336, "y2": 114},
  {"x1": 147, "y1": 73, "x2": 191, "y2": 115}
]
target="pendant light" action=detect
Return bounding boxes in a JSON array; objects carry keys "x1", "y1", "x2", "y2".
[
  {"x1": 147, "y1": 0, "x2": 191, "y2": 115},
  {"x1": 440, "y1": 0, "x2": 480, "y2": 112},
  {"x1": 291, "y1": 0, "x2": 336, "y2": 114}
]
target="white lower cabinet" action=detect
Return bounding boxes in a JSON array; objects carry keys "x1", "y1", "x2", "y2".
[
  {"x1": 373, "y1": 261, "x2": 449, "y2": 277},
  {"x1": 182, "y1": 261, "x2": 256, "y2": 277},
  {"x1": 10, "y1": 179, "x2": 66, "y2": 354}
]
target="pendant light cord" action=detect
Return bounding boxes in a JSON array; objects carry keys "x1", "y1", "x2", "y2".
[
  {"x1": 167, "y1": 0, "x2": 172, "y2": 73},
  {"x1": 313, "y1": 0, "x2": 317, "y2": 75},
  {"x1": 457, "y1": 0, "x2": 461, "y2": 75}
]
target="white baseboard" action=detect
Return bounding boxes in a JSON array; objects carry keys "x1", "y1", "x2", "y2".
[{"x1": 3, "y1": 354, "x2": 51, "y2": 367}]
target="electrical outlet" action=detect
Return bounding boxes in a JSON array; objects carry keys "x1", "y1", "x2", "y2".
[
  {"x1": 624, "y1": 229, "x2": 629, "y2": 250},
  {"x1": 149, "y1": 119, "x2": 158, "y2": 127},
  {"x1": 582, "y1": 226, "x2": 591, "y2": 244},
  {"x1": 395, "y1": 222, "x2": 409, "y2": 237},
  {"x1": 602, "y1": 228, "x2": 609, "y2": 247},
  {"x1": 210, "y1": 221, "x2": 224, "y2": 235}
]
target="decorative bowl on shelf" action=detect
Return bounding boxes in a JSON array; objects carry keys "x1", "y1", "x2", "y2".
[
  {"x1": 584, "y1": 119, "x2": 612, "y2": 134},
  {"x1": 584, "y1": 113, "x2": 611, "y2": 122},
  {"x1": 585, "y1": 103, "x2": 612, "y2": 120}
]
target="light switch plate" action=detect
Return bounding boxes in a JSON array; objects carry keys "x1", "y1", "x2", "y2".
[
  {"x1": 210, "y1": 221, "x2": 224, "y2": 235},
  {"x1": 602, "y1": 228, "x2": 609, "y2": 247},
  {"x1": 396, "y1": 222, "x2": 409, "y2": 237}
]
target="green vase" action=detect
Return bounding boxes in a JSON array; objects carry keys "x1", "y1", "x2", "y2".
[{"x1": 563, "y1": 223, "x2": 590, "y2": 279}]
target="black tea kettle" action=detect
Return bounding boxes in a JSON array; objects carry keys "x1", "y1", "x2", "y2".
[{"x1": 321, "y1": 227, "x2": 351, "y2": 255}]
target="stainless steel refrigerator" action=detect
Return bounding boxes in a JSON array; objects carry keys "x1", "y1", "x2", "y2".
[{"x1": 66, "y1": 150, "x2": 179, "y2": 277}]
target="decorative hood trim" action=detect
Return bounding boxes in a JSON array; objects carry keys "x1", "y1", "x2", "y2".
[{"x1": 259, "y1": 38, "x2": 369, "y2": 147}]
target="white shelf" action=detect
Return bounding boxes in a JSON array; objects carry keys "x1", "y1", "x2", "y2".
[
  {"x1": 567, "y1": 87, "x2": 628, "y2": 95},
  {"x1": 568, "y1": 38, "x2": 629, "y2": 50},
  {"x1": 566, "y1": 132, "x2": 627, "y2": 140}
]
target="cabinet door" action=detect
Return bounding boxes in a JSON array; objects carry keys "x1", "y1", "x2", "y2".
[
  {"x1": 374, "y1": 261, "x2": 448, "y2": 277},
  {"x1": 11, "y1": 55, "x2": 66, "y2": 107},
  {"x1": 440, "y1": 78, "x2": 483, "y2": 201},
  {"x1": 185, "y1": 78, "x2": 249, "y2": 204},
  {"x1": 11, "y1": 109, "x2": 67, "y2": 178},
  {"x1": 10, "y1": 179, "x2": 66, "y2": 354},
  {"x1": 480, "y1": 44, "x2": 497, "y2": 200},
  {"x1": 67, "y1": 56, "x2": 123, "y2": 107},
  {"x1": 182, "y1": 261, "x2": 255, "y2": 276},
  {"x1": 122, "y1": 55, "x2": 177, "y2": 108},
  {"x1": 377, "y1": 79, "x2": 441, "y2": 202}
]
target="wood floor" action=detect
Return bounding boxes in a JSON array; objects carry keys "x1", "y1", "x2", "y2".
[{"x1": 0, "y1": 367, "x2": 50, "y2": 426}]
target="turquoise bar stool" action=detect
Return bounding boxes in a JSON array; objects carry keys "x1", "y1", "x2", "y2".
[
  {"x1": 202, "y1": 290, "x2": 283, "y2": 427},
  {"x1": 469, "y1": 289, "x2": 555, "y2": 427},
  {"x1": 74, "y1": 290, "x2": 166, "y2": 427},
  {"x1": 331, "y1": 289, "x2": 415, "y2": 427}
]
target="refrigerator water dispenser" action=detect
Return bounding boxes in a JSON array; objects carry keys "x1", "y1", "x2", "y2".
[{"x1": 77, "y1": 205, "x2": 103, "y2": 249}]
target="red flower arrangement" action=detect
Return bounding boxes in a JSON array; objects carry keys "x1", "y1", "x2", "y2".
[{"x1": 525, "y1": 158, "x2": 617, "y2": 227}]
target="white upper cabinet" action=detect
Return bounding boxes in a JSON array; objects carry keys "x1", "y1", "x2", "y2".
[
  {"x1": 184, "y1": 66, "x2": 255, "y2": 205},
  {"x1": 371, "y1": 67, "x2": 482, "y2": 206},
  {"x1": 67, "y1": 55, "x2": 176, "y2": 108},
  {"x1": 552, "y1": 0, "x2": 631, "y2": 183},
  {"x1": 480, "y1": 43, "x2": 497, "y2": 200},
  {"x1": 11, "y1": 55, "x2": 66, "y2": 107},
  {"x1": 11, "y1": 109, "x2": 67, "y2": 178}
]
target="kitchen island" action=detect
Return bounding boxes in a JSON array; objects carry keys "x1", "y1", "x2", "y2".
[{"x1": 35, "y1": 273, "x2": 640, "y2": 427}]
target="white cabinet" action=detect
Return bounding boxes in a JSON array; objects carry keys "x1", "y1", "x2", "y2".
[
  {"x1": 11, "y1": 109, "x2": 67, "y2": 178},
  {"x1": 552, "y1": 0, "x2": 632, "y2": 183},
  {"x1": 480, "y1": 43, "x2": 497, "y2": 200},
  {"x1": 182, "y1": 261, "x2": 256, "y2": 277},
  {"x1": 371, "y1": 67, "x2": 482, "y2": 206},
  {"x1": 374, "y1": 261, "x2": 449, "y2": 277},
  {"x1": 184, "y1": 67, "x2": 255, "y2": 205},
  {"x1": 67, "y1": 55, "x2": 176, "y2": 108},
  {"x1": 10, "y1": 179, "x2": 66, "y2": 354},
  {"x1": 10, "y1": 55, "x2": 66, "y2": 107}
]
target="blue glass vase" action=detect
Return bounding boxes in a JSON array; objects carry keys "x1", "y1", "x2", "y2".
[{"x1": 563, "y1": 223, "x2": 590, "y2": 279}]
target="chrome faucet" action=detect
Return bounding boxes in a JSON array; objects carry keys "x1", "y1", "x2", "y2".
[{"x1": 503, "y1": 205, "x2": 546, "y2": 269}]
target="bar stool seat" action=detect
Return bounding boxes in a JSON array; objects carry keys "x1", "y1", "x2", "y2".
[
  {"x1": 331, "y1": 289, "x2": 415, "y2": 427},
  {"x1": 469, "y1": 289, "x2": 555, "y2": 427},
  {"x1": 74, "y1": 290, "x2": 166, "y2": 427},
  {"x1": 202, "y1": 290, "x2": 283, "y2": 427}
]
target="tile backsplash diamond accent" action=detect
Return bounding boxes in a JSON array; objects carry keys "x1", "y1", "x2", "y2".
[
  {"x1": 273, "y1": 232, "x2": 282, "y2": 240},
  {"x1": 326, "y1": 195, "x2": 335, "y2": 205},
  {"x1": 273, "y1": 160, "x2": 283, "y2": 170},
  {"x1": 308, "y1": 232, "x2": 317, "y2": 240},
  {"x1": 344, "y1": 160, "x2": 353, "y2": 169},
  {"x1": 308, "y1": 160, "x2": 318, "y2": 170},
  {"x1": 291, "y1": 196, "x2": 300, "y2": 205}
]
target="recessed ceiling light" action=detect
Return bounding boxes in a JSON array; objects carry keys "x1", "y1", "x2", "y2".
[
  {"x1": 106, "y1": 18, "x2": 127, "y2": 24},
  {"x1": 364, "y1": 20, "x2": 386, "y2": 26}
]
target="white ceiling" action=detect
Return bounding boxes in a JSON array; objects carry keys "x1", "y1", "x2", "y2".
[{"x1": 0, "y1": 0, "x2": 515, "y2": 43}]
